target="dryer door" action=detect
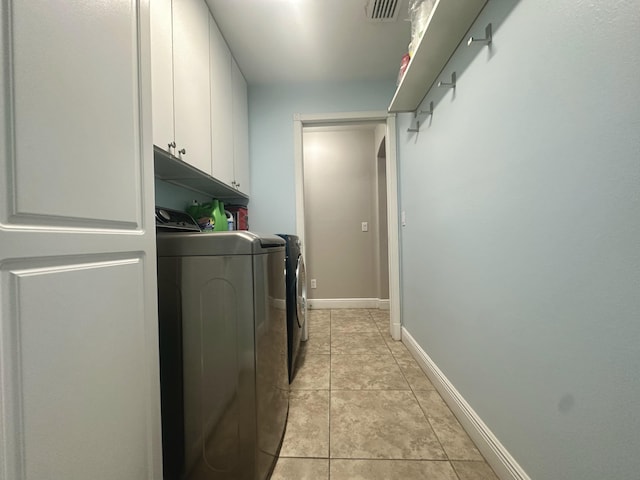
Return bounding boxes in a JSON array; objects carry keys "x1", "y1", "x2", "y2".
[{"x1": 295, "y1": 255, "x2": 307, "y2": 328}]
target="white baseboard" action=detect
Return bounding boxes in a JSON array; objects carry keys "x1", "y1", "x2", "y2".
[
  {"x1": 402, "y1": 327, "x2": 530, "y2": 480},
  {"x1": 390, "y1": 321, "x2": 401, "y2": 339},
  {"x1": 378, "y1": 299, "x2": 390, "y2": 310},
  {"x1": 308, "y1": 298, "x2": 379, "y2": 309}
]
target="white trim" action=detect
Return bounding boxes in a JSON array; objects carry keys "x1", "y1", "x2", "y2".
[
  {"x1": 293, "y1": 118, "x2": 305, "y2": 249},
  {"x1": 401, "y1": 327, "x2": 531, "y2": 480},
  {"x1": 293, "y1": 111, "x2": 401, "y2": 340},
  {"x1": 390, "y1": 321, "x2": 402, "y2": 340},
  {"x1": 377, "y1": 299, "x2": 390, "y2": 310},
  {"x1": 385, "y1": 115, "x2": 401, "y2": 341},
  {"x1": 307, "y1": 298, "x2": 379, "y2": 309},
  {"x1": 298, "y1": 111, "x2": 388, "y2": 123}
]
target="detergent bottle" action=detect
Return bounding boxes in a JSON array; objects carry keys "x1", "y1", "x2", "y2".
[
  {"x1": 212, "y1": 199, "x2": 228, "y2": 231},
  {"x1": 225, "y1": 210, "x2": 235, "y2": 231}
]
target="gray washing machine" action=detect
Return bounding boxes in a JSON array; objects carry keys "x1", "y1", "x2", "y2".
[{"x1": 156, "y1": 208, "x2": 289, "y2": 480}]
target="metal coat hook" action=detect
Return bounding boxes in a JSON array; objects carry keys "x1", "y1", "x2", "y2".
[
  {"x1": 407, "y1": 109, "x2": 423, "y2": 133},
  {"x1": 407, "y1": 120, "x2": 420, "y2": 133},
  {"x1": 438, "y1": 72, "x2": 456, "y2": 88},
  {"x1": 418, "y1": 101, "x2": 434, "y2": 116},
  {"x1": 407, "y1": 101, "x2": 434, "y2": 132},
  {"x1": 468, "y1": 23, "x2": 492, "y2": 46}
]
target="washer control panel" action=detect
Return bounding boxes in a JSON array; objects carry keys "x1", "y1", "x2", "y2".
[{"x1": 155, "y1": 207, "x2": 200, "y2": 232}]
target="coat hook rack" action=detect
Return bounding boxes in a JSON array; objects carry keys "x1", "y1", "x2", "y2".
[
  {"x1": 418, "y1": 101, "x2": 434, "y2": 116},
  {"x1": 438, "y1": 71, "x2": 456, "y2": 88},
  {"x1": 467, "y1": 23, "x2": 492, "y2": 46}
]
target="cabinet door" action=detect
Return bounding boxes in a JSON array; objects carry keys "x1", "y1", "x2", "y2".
[
  {"x1": 209, "y1": 15, "x2": 235, "y2": 189},
  {"x1": 173, "y1": 0, "x2": 212, "y2": 174},
  {"x1": 0, "y1": 1, "x2": 162, "y2": 480},
  {"x1": 232, "y1": 59, "x2": 251, "y2": 196},
  {"x1": 150, "y1": 0, "x2": 175, "y2": 152}
]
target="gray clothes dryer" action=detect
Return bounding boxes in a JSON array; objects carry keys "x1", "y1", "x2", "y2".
[{"x1": 156, "y1": 211, "x2": 288, "y2": 480}]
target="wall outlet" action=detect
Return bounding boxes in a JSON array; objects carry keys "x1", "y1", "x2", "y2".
[
  {"x1": 310, "y1": 279, "x2": 317, "y2": 289},
  {"x1": 361, "y1": 221, "x2": 368, "y2": 232}
]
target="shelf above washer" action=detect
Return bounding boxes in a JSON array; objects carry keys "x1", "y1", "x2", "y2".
[
  {"x1": 154, "y1": 146, "x2": 249, "y2": 206},
  {"x1": 388, "y1": 0, "x2": 487, "y2": 113}
]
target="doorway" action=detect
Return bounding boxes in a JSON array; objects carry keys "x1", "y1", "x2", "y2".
[
  {"x1": 293, "y1": 112, "x2": 401, "y2": 340},
  {"x1": 302, "y1": 123, "x2": 388, "y2": 307}
]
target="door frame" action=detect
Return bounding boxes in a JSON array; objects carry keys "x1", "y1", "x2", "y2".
[{"x1": 293, "y1": 111, "x2": 401, "y2": 340}]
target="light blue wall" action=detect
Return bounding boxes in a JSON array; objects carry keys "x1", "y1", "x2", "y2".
[
  {"x1": 398, "y1": 1, "x2": 640, "y2": 479},
  {"x1": 248, "y1": 80, "x2": 395, "y2": 233},
  {"x1": 154, "y1": 178, "x2": 211, "y2": 211}
]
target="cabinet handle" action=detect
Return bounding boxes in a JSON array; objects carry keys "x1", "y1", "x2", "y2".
[
  {"x1": 168, "y1": 141, "x2": 176, "y2": 150},
  {"x1": 178, "y1": 148, "x2": 186, "y2": 155},
  {"x1": 236, "y1": 183, "x2": 240, "y2": 188}
]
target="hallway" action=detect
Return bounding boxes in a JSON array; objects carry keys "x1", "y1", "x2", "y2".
[{"x1": 272, "y1": 309, "x2": 499, "y2": 479}]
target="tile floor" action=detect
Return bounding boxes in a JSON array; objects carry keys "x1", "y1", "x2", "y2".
[{"x1": 271, "y1": 308, "x2": 499, "y2": 480}]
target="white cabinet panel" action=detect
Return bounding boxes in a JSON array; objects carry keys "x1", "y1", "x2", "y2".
[
  {"x1": 0, "y1": 1, "x2": 161, "y2": 479},
  {"x1": 173, "y1": 0, "x2": 212, "y2": 175},
  {"x1": 9, "y1": 0, "x2": 141, "y2": 227},
  {"x1": 232, "y1": 59, "x2": 250, "y2": 196},
  {"x1": 151, "y1": 0, "x2": 175, "y2": 153},
  {"x1": 0, "y1": 258, "x2": 154, "y2": 480},
  {"x1": 209, "y1": 15, "x2": 235, "y2": 189}
]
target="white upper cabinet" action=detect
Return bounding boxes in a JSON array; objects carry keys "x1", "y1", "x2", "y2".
[
  {"x1": 150, "y1": 0, "x2": 175, "y2": 153},
  {"x1": 151, "y1": 0, "x2": 212, "y2": 175},
  {"x1": 209, "y1": 14, "x2": 251, "y2": 197},
  {"x1": 151, "y1": 1, "x2": 251, "y2": 198},
  {"x1": 232, "y1": 59, "x2": 250, "y2": 196},
  {"x1": 173, "y1": 0, "x2": 212, "y2": 174},
  {"x1": 209, "y1": 15, "x2": 235, "y2": 188}
]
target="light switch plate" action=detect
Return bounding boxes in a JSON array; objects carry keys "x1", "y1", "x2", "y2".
[{"x1": 361, "y1": 222, "x2": 368, "y2": 232}]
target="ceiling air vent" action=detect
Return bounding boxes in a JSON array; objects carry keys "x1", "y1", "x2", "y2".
[{"x1": 365, "y1": 0, "x2": 401, "y2": 22}]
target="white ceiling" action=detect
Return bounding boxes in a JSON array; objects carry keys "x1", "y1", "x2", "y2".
[{"x1": 205, "y1": 0, "x2": 411, "y2": 85}]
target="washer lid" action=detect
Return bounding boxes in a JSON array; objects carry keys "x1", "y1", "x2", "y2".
[{"x1": 156, "y1": 231, "x2": 285, "y2": 257}]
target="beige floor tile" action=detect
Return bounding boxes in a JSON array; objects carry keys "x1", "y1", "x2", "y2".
[
  {"x1": 367, "y1": 308, "x2": 390, "y2": 319},
  {"x1": 291, "y1": 353, "x2": 330, "y2": 389},
  {"x1": 369, "y1": 309, "x2": 390, "y2": 328},
  {"x1": 395, "y1": 356, "x2": 436, "y2": 391},
  {"x1": 280, "y1": 390, "x2": 329, "y2": 458},
  {"x1": 388, "y1": 342, "x2": 413, "y2": 360},
  {"x1": 300, "y1": 333, "x2": 330, "y2": 354},
  {"x1": 331, "y1": 354, "x2": 410, "y2": 390},
  {"x1": 331, "y1": 331, "x2": 391, "y2": 355},
  {"x1": 452, "y1": 461, "x2": 500, "y2": 480},
  {"x1": 414, "y1": 390, "x2": 484, "y2": 461},
  {"x1": 374, "y1": 321, "x2": 391, "y2": 335},
  {"x1": 384, "y1": 336, "x2": 411, "y2": 357},
  {"x1": 307, "y1": 309, "x2": 331, "y2": 321},
  {"x1": 330, "y1": 459, "x2": 458, "y2": 480},
  {"x1": 278, "y1": 309, "x2": 488, "y2": 478},
  {"x1": 330, "y1": 390, "x2": 446, "y2": 460},
  {"x1": 331, "y1": 308, "x2": 372, "y2": 320},
  {"x1": 307, "y1": 314, "x2": 330, "y2": 336},
  {"x1": 376, "y1": 321, "x2": 391, "y2": 337},
  {"x1": 331, "y1": 315, "x2": 378, "y2": 334},
  {"x1": 271, "y1": 458, "x2": 329, "y2": 480}
]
